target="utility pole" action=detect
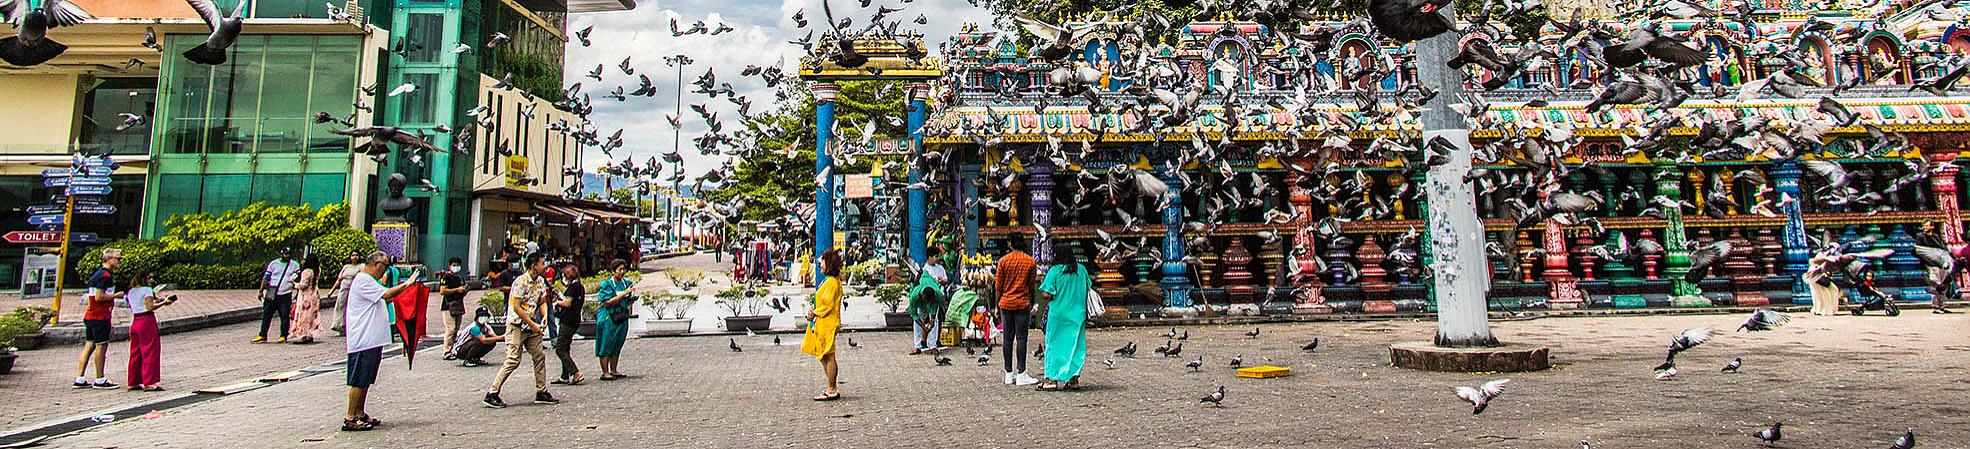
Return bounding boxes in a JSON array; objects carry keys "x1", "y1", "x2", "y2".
[{"x1": 1413, "y1": 8, "x2": 1496, "y2": 348}]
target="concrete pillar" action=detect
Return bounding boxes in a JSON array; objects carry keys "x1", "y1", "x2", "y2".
[
  {"x1": 1158, "y1": 168, "x2": 1195, "y2": 317},
  {"x1": 1027, "y1": 163, "x2": 1054, "y2": 267},
  {"x1": 906, "y1": 83, "x2": 930, "y2": 265},
  {"x1": 1931, "y1": 152, "x2": 1966, "y2": 300},
  {"x1": 1413, "y1": 11, "x2": 1495, "y2": 346}
]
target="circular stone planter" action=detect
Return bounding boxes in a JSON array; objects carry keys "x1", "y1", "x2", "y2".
[
  {"x1": 724, "y1": 315, "x2": 772, "y2": 332},
  {"x1": 0, "y1": 353, "x2": 16, "y2": 374},
  {"x1": 1390, "y1": 341, "x2": 1551, "y2": 373},
  {"x1": 642, "y1": 318, "x2": 692, "y2": 336}
]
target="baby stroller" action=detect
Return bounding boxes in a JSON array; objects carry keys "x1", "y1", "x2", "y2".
[{"x1": 1843, "y1": 272, "x2": 1900, "y2": 316}]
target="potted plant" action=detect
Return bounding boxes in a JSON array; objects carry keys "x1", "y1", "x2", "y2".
[
  {"x1": 5, "y1": 306, "x2": 54, "y2": 351},
  {"x1": 844, "y1": 259, "x2": 886, "y2": 287},
  {"x1": 874, "y1": 283, "x2": 911, "y2": 328},
  {"x1": 577, "y1": 299, "x2": 601, "y2": 338},
  {"x1": 716, "y1": 285, "x2": 773, "y2": 332},
  {"x1": 478, "y1": 291, "x2": 508, "y2": 326},
  {"x1": 0, "y1": 313, "x2": 44, "y2": 374},
  {"x1": 640, "y1": 292, "x2": 696, "y2": 336}
]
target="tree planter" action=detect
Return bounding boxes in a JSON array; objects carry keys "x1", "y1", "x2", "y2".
[
  {"x1": 642, "y1": 318, "x2": 693, "y2": 336},
  {"x1": 576, "y1": 320, "x2": 598, "y2": 338},
  {"x1": 10, "y1": 333, "x2": 44, "y2": 351},
  {"x1": 724, "y1": 315, "x2": 772, "y2": 332},
  {"x1": 883, "y1": 311, "x2": 913, "y2": 329},
  {"x1": 0, "y1": 353, "x2": 15, "y2": 374}
]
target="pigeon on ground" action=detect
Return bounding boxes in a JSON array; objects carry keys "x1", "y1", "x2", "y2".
[
  {"x1": 1890, "y1": 428, "x2": 1914, "y2": 449},
  {"x1": 1200, "y1": 385, "x2": 1226, "y2": 407},
  {"x1": 1164, "y1": 343, "x2": 1184, "y2": 358},
  {"x1": 772, "y1": 334, "x2": 782, "y2": 346},
  {"x1": 1114, "y1": 341, "x2": 1136, "y2": 357},
  {"x1": 1228, "y1": 355, "x2": 1243, "y2": 368},
  {"x1": 728, "y1": 338, "x2": 742, "y2": 352},
  {"x1": 933, "y1": 355, "x2": 952, "y2": 366},
  {"x1": 1185, "y1": 356, "x2": 1204, "y2": 371},
  {"x1": 1752, "y1": 422, "x2": 1782, "y2": 446},
  {"x1": 1246, "y1": 327, "x2": 1261, "y2": 338},
  {"x1": 1178, "y1": 330, "x2": 1189, "y2": 341},
  {"x1": 976, "y1": 354, "x2": 990, "y2": 366},
  {"x1": 1455, "y1": 379, "x2": 1510, "y2": 414},
  {"x1": 844, "y1": 337, "x2": 858, "y2": 348},
  {"x1": 1653, "y1": 365, "x2": 1678, "y2": 381},
  {"x1": 1102, "y1": 358, "x2": 1115, "y2": 369},
  {"x1": 1722, "y1": 357, "x2": 1742, "y2": 373},
  {"x1": 1302, "y1": 338, "x2": 1320, "y2": 352}
]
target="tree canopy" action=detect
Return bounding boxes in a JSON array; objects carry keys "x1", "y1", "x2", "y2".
[{"x1": 701, "y1": 80, "x2": 909, "y2": 222}]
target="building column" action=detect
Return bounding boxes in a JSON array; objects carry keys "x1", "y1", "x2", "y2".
[
  {"x1": 961, "y1": 168, "x2": 981, "y2": 257},
  {"x1": 906, "y1": 83, "x2": 930, "y2": 265},
  {"x1": 1158, "y1": 168, "x2": 1194, "y2": 317},
  {"x1": 1542, "y1": 182, "x2": 1584, "y2": 309},
  {"x1": 812, "y1": 83, "x2": 839, "y2": 287},
  {"x1": 1027, "y1": 163, "x2": 1054, "y2": 266},
  {"x1": 1773, "y1": 160, "x2": 1811, "y2": 303},
  {"x1": 1931, "y1": 152, "x2": 1966, "y2": 300},
  {"x1": 1658, "y1": 160, "x2": 1704, "y2": 304},
  {"x1": 1289, "y1": 172, "x2": 1330, "y2": 314}
]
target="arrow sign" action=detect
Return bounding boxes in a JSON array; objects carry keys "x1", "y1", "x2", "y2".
[
  {"x1": 76, "y1": 158, "x2": 118, "y2": 168},
  {"x1": 4, "y1": 231, "x2": 62, "y2": 244},
  {"x1": 41, "y1": 167, "x2": 113, "y2": 177},
  {"x1": 40, "y1": 176, "x2": 107, "y2": 187},
  {"x1": 27, "y1": 214, "x2": 63, "y2": 226},
  {"x1": 74, "y1": 205, "x2": 116, "y2": 215},
  {"x1": 26, "y1": 205, "x2": 63, "y2": 215},
  {"x1": 65, "y1": 185, "x2": 111, "y2": 196},
  {"x1": 69, "y1": 232, "x2": 99, "y2": 243}
]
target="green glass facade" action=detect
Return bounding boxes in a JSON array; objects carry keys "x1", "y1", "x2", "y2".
[{"x1": 142, "y1": 34, "x2": 366, "y2": 238}]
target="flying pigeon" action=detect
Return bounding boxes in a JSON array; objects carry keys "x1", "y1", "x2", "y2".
[
  {"x1": 1455, "y1": 379, "x2": 1510, "y2": 414},
  {"x1": 180, "y1": 0, "x2": 246, "y2": 65}
]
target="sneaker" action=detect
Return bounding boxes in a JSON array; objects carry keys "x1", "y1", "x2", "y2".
[
  {"x1": 534, "y1": 391, "x2": 560, "y2": 404},
  {"x1": 462, "y1": 359, "x2": 485, "y2": 367},
  {"x1": 1003, "y1": 372, "x2": 1016, "y2": 386},
  {"x1": 482, "y1": 393, "x2": 506, "y2": 408},
  {"x1": 275, "y1": 337, "x2": 288, "y2": 344},
  {"x1": 251, "y1": 336, "x2": 266, "y2": 343},
  {"x1": 1014, "y1": 373, "x2": 1039, "y2": 386},
  {"x1": 92, "y1": 380, "x2": 119, "y2": 390},
  {"x1": 72, "y1": 379, "x2": 90, "y2": 389}
]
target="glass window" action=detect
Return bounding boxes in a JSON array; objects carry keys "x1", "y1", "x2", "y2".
[
  {"x1": 156, "y1": 34, "x2": 361, "y2": 154},
  {"x1": 398, "y1": 72, "x2": 438, "y2": 124},
  {"x1": 250, "y1": 173, "x2": 302, "y2": 206},
  {"x1": 78, "y1": 78, "x2": 158, "y2": 156},
  {"x1": 152, "y1": 174, "x2": 203, "y2": 232},
  {"x1": 258, "y1": 36, "x2": 313, "y2": 153},
  {"x1": 301, "y1": 173, "x2": 348, "y2": 206},
  {"x1": 308, "y1": 39, "x2": 360, "y2": 153},
  {"x1": 201, "y1": 175, "x2": 252, "y2": 214},
  {"x1": 405, "y1": 13, "x2": 445, "y2": 63},
  {"x1": 217, "y1": 35, "x2": 267, "y2": 154}
]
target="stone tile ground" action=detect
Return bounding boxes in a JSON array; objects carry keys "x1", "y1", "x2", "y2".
[{"x1": 28, "y1": 311, "x2": 1970, "y2": 448}]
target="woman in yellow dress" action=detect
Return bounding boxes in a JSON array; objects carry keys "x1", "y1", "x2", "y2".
[{"x1": 801, "y1": 250, "x2": 845, "y2": 401}]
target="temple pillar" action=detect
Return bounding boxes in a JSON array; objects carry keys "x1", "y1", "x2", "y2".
[
  {"x1": 1288, "y1": 173, "x2": 1329, "y2": 314},
  {"x1": 1541, "y1": 186, "x2": 1584, "y2": 309},
  {"x1": 1027, "y1": 163, "x2": 1054, "y2": 267},
  {"x1": 1659, "y1": 160, "x2": 1704, "y2": 304},
  {"x1": 905, "y1": 83, "x2": 930, "y2": 265},
  {"x1": 1773, "y1": 160, "x2": 1811, "y2": 303},
  {"x1": 1158, "y1": 168, "x2": 1195, "y2": 317},
  {"x1": 812, "y1": 83, "x2": 840, "y2": 286},
  {"x1": 1932, "y1": 152, "x2": 1966, "y2": 300}
]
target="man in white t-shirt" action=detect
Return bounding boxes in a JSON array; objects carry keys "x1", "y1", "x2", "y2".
[
  {"x1": 341, "y1": 251, "x2": 418, "y2": 432},
  {"x1": 257, "y1": 248, "x2": 302, "y2": 343}
]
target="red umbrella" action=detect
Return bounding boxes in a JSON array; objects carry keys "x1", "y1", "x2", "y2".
[{"x1": 390, "y1": 282, "x2": 430, "y2": 369}]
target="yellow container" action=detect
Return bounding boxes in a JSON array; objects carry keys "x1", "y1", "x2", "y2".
[{"x1": 1237, "y1": 366, "x2": 1292, "y2": 379}]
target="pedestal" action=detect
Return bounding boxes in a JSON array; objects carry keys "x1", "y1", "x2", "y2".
[
  {"x1": 1390, "y1": 341, "x2": 1551, "y2": 372},
  {"x1": 371, "y1": 221, "x2": 416, "y2": 263},
  {"x1": 1292, "y1": 285, "x2": 1332, "y2": 314},
  {"x1": 1095, "y1": 259, "x2": 1126, "y2": 289},
  {"x1": 1220, "y1": 244, "x2": 1256, "y2": 303}
]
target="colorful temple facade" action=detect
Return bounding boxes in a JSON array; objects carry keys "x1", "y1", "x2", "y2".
[{"x1": 912, "y1": 5, "x2": 1970, "y2": 315}]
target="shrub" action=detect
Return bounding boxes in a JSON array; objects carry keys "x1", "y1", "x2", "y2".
[
  {"x1": 873, "y1": 283, "x2": 908, "y2": 313},
  {"x1": 159, "y1": 202, "x2": 352, "y2": 263},
  {"x1": 309, "y1": 228, "x2": 378, "y2": 270},
  {"x1": 7, "y1": 306, "x2": 56, "y2": 325},
  {"x1": 78, "y1": 239, "x2": 168, "y2": 286},
  {"x1": 0, "y1": 310, "x2": 49, "y2": 347},
  {"x1": 479, "y1": 291, "x2": 507, "y2": 316},
  {"x1": 640, "y1": 292, "x2": 696, "y2": 319},
  {"x1": 661, "y1": 267, "x2": 704, "y2": 289},
  {"x1": 158, "y1": 263, "x2": 263, "y2": 290},
  {"x1": 714, "y1": 284, "x2": 769, "y2": 317}
]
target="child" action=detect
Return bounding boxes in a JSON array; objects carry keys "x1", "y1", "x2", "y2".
[{"x1": 967, "y1": 305, "x2": 993, "y2": 346}]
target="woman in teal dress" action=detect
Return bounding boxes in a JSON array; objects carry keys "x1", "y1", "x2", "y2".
[
  {"x1": 594, "y1": 260, "x2": 635, "y2": 380},
  {"x1": 1037, "y1": 241, "x2": 1094, "y2": 391}
]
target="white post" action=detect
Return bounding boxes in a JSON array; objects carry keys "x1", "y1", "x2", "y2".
[{"x1": 1414, "y1": 7, "x2": 1497, "y2": 347}]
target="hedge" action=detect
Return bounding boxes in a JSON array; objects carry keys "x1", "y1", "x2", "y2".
[{"x1": 159, "y1": 263, "x2": 264, "y2": 290}]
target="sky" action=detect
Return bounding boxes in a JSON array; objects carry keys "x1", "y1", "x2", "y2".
[{"x1": 563, "y1": 0, "x2": 1003, "y2": 184}]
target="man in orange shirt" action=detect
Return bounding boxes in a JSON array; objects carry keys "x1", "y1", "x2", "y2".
[
  {"x1": 994, "y1": 233, "x2": 1038, "y2": 386},
  {"x1": 75, "y1": 249, "x2": 124, "y2": 389}
]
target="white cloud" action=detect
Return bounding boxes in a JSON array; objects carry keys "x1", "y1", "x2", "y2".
[{"x1": 566, "y1": 0, "x2": 1001, "y2": 185}]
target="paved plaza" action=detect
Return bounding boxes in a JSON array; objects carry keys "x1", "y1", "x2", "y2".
[{"x1": 5, "y1": 308, "x2": 1963, "y2": 448}]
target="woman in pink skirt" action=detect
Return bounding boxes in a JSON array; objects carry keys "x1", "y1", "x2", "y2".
[
  {"x1": 289, "y1": 254, "x2": 323, "y2": 344},
  {"x1": 125, "y1": 271, "x2": 174, "y2": 391}
]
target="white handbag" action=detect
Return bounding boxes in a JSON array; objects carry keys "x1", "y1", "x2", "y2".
[{"x1": 1085, "y1": 277, "x2": 1105, "y2": 319}]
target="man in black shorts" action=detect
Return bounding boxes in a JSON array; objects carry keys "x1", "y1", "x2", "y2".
[{"x1": 74, "y1": 249, "x2": 123, "y2": 389}]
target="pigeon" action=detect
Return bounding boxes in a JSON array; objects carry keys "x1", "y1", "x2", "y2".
[
  {"x1": 728, "y1": 338, "x2": 742, "y2": 352},
  {"x1": 1114, "y1": 341, "x2": 1136, "y2": 357},
  {"x1": 1228, "y1": 354, "x2": 1244, "y2": 368},
  {"x1": 574, "y1": 25, "x2": 592, "y2": 47},
  {"x1": 1102, "y1": 358, "x2": 1115, "y2": 369},
  {"x1": 485, "y1": 32, "x2": 510, "y2": 48},
  {"x1": 772, "y1": 334, "x2": 782, "y2": 346},
  {"x1": 1185, "y1": 356, "x2": 1204, "y2": 371},
  {"x1": 976, "y1": 354, "x2": 990, "y2": 366},
  {"x1": 330, "y1": 126, "x2": 439, "y2": 161},
  {"x1": 1368, "y1": 0, "x2": 1457, "y2": 42},
  {"x1": 1177, "y1": 330, "x2": 1189, "y2": 341},
  {"x1": 933, "y1": 355, "x2": 952, "y2": 366},
  {"x1": 1661, "y1": 327, "x2": 1711, "y2": 369},
  {"x1": 1164, "y1": 343, "x2": 1183, "y2": 358},
  {"x1": 1752, "y1": 422, "x2": 1782, "y2": 446},
  {"x1": 0, "y1": 0, "x2": 95, "y2": 67},
  {"x1": 1653, "y1": 365, "x2": 1678, "y2": 380},
  {"x1": 387, "y1": 82, "x2": 416, "y2": 97},
  {"x1": 844, "y1": 337, "x2": 858, "y2": 348},
  {"x1": 180, "y1": 0, "x2": 247, "y2": 65},
  {"x1": 1200, "y1": 385, "x2": 1226, "y2": 407},
  {"x1": 1302, "y1": 338, "x2": 1320, "y2": 352},
  {"x1": 141, "y1": 26, "x2": 162, "y2": 52},
  {"x1": 1738, "y1": 309, "x2": 1791, "y2": 332},
  {"x1": 113, "y1": 113, "x2": 147, "y2": 132},
  {"x1": 1890, "y1": 428, "x2": 1914, "y2": 449},
  {"x1": 1455, "y1": 379, "x2": 1510, "y2": 414},
  {"x1": 1722, "y1": 357, "x2": 1742, "y2": 373},
  {"x1": 1245, "y1": 327, "x2": 1261, "y2": 338},
  {"x1": 1034, "y1": 344, "x2": 1045, "y2": 358}
]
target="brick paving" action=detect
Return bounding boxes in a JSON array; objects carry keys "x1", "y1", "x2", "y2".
[
  {"x1": 25, "y1": 311, "x2": 1969, "y2": 448},
  {"x1": 0, "y1": 290, "x2": 262, "y2": 327}
]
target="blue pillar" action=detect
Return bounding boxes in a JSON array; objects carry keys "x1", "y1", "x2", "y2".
[
  {"x1": 813, "y1": 83, "x2": 840, "y2": 286},
  {"x1": 1027, "y1": 163, "x2": 1055, "y2": 267},
  {"x1": 906, "y1": 83, "x2": 929, "y2": 265},
  {"x1": 1158, "y1": 168, "x2": 1194, "y2": 316},
  {"x1": 1774, "y1": 161, "x2": 1811, "y2": 304},
  {"x1": 961, "y1": 167, "x2": 981, "y2": 257}
]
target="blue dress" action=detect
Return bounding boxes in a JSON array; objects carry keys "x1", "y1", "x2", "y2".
[{"x1": 594, "y1": 277, "x2": 633, "y2": 357}]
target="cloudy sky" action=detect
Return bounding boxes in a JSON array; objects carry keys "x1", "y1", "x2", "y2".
[{"x1": 564, "y1": 0, "x2": 1002, "y2": 181}]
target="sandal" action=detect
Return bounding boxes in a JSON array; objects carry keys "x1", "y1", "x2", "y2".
[
  {"x1": 1036, "y1": 383, "x2": 1062, "y2": 392},
  {"x1": 359, "y1": 414, "x2": 381, "y2": 426},
  {"x1": 813, "y1": 392, "x2": 842, "y2": 401},
  {"x1": 599, "y1": 375, "x2": 618, "y2": 381},
  {"x1": 341, "y1": 418, "x2": 376, "y2": 432},
  {"x1": 567, "y1": 375, "x2": 586, "y2": 386}
]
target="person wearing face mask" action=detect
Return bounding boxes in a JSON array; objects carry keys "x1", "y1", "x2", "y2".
[{"x1": 437, "y1": 257, "x2": 471, "y2": 360}]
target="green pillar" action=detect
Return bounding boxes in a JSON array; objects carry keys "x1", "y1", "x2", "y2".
[{"x1": 1657, "y1": 160, "x2": 1704, "y2": 304}]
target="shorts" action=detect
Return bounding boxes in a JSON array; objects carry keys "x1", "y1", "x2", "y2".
[
  {"x1": 345, "y1": 347, "x2": 383, "y2": 388},
  {"x1": 83, "y1": 319, "x2": 112, "y2": 344}
]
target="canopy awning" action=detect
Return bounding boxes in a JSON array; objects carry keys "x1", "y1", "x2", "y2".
[{"x1": 536, "y1": 203, "x2": 642, "y2": 224}]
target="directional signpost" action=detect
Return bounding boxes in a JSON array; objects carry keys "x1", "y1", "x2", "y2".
[{"x1": 28, "y1": 157, "x2": 118, "y2": 323}]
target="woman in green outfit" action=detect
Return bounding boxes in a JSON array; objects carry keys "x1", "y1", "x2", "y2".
[
  {"x1": 593, "y1": 260, "x2": 635, "y2": 380},
  {"x1": 1036, "y1": 241, "x2": 1095, "y2": 391}
]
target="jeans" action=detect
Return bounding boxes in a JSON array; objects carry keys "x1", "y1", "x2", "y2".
[
  {"x1": 552, "y1": 322, "x2": 579, "y2": 379},
  {"x1": 259, "y1": 292, "x2": 293, "y2": 339},
  {"x1": 1000, "y1": 308, "x2": 1031, "y2": 373}
]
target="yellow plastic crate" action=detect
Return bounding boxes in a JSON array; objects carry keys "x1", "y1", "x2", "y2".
[{"x1": 1237, "y1": 365, "x2": 1292, "y2": 379}]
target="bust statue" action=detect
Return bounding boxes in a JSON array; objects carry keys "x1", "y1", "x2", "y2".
[{"x1": 379, "y1": 173, "x2": 414, "y2": 222}]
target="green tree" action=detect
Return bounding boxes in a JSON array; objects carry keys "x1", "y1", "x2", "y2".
[{"x1": 702, "y1": 80, "x2": 907, "y2": 222}]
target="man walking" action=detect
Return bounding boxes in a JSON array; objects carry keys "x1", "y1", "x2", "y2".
[
  {"x1": 74, "y1": 249, "x2": 122, "y2": 389},
  {"x1": 994, "y1": 234, "x2": 1039, "y2": 387},
  {"x1": 343, "y1": 251, "x2": 419, "y2": 431},
  {"x1": 437, "y1": 257, "x2": 471, "y2": 360},
  {"x1": 257, "y1": 248, "x2": 302, "y2": 343},
  {"x1": 483, "y1": 253, "x2": 560, "y2": 408}
]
